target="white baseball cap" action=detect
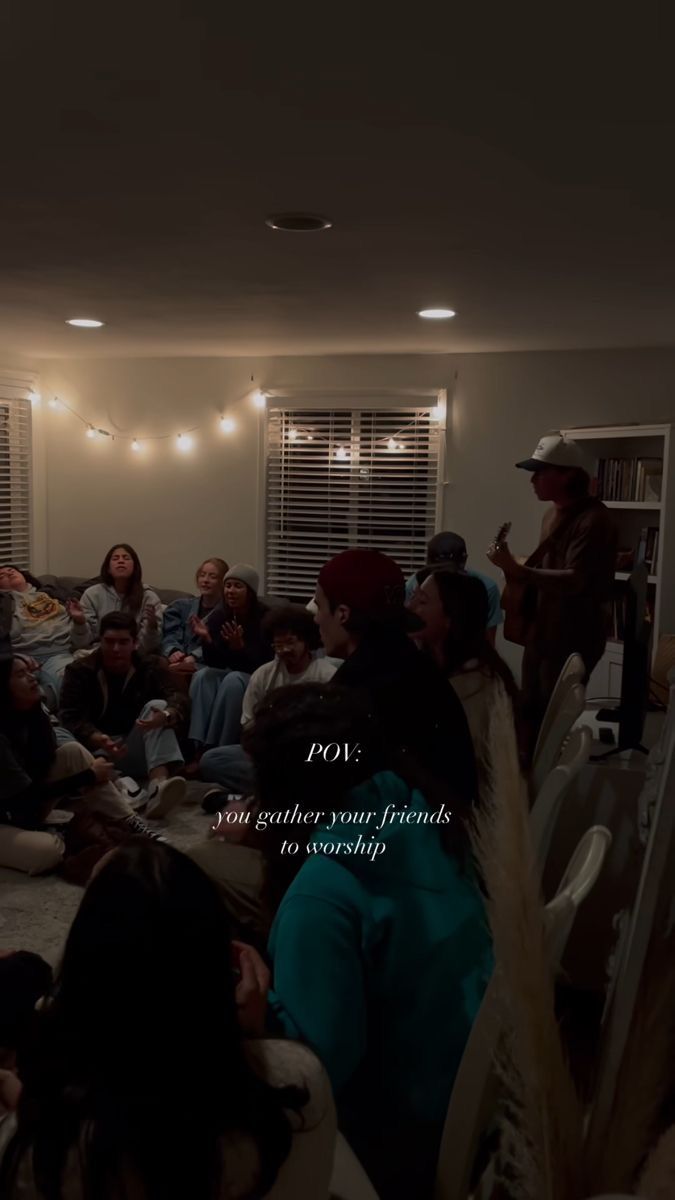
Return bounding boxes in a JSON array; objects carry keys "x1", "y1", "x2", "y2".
[{"x1": 516, "y1": 431, "x2": 590, "y2": 473}]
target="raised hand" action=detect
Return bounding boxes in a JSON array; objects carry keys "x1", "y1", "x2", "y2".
[
  {"x1": 189, "y1": 614, "x2": 211, "y2": 642},
  {"x1": 143, "y1": 604, "x2": 159, "y2": 631},
  {"x1": 221, "y1": 621, "x2": 244, "y2": 650},
  {"x1": 66, "y1": 598, "x2": 86, "y2": 625}
]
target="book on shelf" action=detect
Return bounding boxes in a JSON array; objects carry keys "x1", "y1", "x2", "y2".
[
  {"x1": 597, "y1": 456, "x2": 663, "y2": 502},
  {"x1": 635, "y1": 525, "x2": 660, "y2": 573}
]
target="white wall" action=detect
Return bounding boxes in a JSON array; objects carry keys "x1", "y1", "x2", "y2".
[{"x1": 35, "y1": 348, "x2": 675, "y2": 670}]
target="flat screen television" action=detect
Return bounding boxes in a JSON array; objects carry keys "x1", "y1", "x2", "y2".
[{"x1": 596, "y1": 562, "x2": 651, "y2": 756}]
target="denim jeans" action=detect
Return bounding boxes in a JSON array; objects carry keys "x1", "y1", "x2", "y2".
[
  {"x1": 188, "y1": 668, "x2": 250, "y2": 746},
  {"x1": 114, "y1": 700, "x2": 184, "y2": 778},
  {"x1": 35, "y1": 652, "x2": 74, "y2": 711},
  {"x1": 200, "y1": 745, "x2": 255, "y2": 794}
]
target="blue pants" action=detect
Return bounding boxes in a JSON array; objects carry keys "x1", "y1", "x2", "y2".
[
  {"x1": 114, "y1": 700, "x2": 184, "y2": 778},
  {"x1": 189, "y1": 668, "x2": 250, "y2": 747},
  {"x1": 35, "y1": 653, "x2": 74, "y2": 711},
  {"x1": 200, "y1": 745, "x2": 255, "y2": 794}
]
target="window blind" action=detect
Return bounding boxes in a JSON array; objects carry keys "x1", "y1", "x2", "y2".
[
  {"x1": 266, "y1": 406, "x2": 442, "y2": 601},
  {"x1": 0, "y1": 395, "x2": 32, "y2": 570}
]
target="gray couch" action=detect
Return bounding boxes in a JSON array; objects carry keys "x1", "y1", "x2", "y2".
[{"x1": 38, "y1": 575, "x2": 287, "y2": 609}]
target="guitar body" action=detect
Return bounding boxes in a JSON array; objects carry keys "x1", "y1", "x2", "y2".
[{"x1": 501, "y1": 577, "x2": 532, "y2": 646}]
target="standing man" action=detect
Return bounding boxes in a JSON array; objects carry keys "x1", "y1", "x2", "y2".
[{"x1": 487, "y1": 431, "x2": 617, "y2": 742}]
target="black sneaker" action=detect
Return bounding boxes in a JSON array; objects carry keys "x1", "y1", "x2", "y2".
[
  {"x1": 121, "y1": 813, "x2": 167, "y2": 842},
  {"x1": 201, "y1": 787, "x2": 233, "y2": 815}
]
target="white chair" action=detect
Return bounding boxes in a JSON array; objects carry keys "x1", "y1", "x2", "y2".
[
  {"x1": 530, "y1": 679, "x2": 587, "y2": 800},
  {"x1": 530, "y1": 724, "x2": 593, "y2": 871},
  {"x1": 434, "y1": 825, "x2": 612, "y2": 1200}
]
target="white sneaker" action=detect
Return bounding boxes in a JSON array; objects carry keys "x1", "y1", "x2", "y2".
[
  {"x1": 145, "y1": 777, "x2": 186, "y2": 820},
  {"x1": 115, "y1": 776, "x2": 149, "y2": 811}
]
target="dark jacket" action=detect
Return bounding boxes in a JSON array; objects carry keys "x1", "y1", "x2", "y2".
[
  {"x1": 202, "y1": 601, "x2": 273, "y2": 675},
  {"x1": 0, "y1": 707, "x2": 96, "y2": 829},
  {"x1": 59, "y1": 650, "x2": 189, "y2": 749},
  {"x1": 333, "y1": 626, "x2": 478, "y2": 811}
]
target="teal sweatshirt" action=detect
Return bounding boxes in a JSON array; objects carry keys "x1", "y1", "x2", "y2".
[{"x1": 268, "y1": 771, "x2": 492, "y2": 1134}]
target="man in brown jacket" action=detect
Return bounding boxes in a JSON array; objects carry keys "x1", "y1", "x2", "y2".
[{"x1": 488, "y1": 431, "x2": 618, "y2": 742}]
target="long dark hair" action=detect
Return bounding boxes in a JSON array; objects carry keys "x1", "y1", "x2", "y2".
[
  {"x1": 0, "y1": 841, "x2": 307, "y2": 1200},
  {"x1": 421, "y1": 568, "x2": 520, "y2": 706},
  {"x1": 0, "y1": 654, "x2": 55, "y2": 781},
  {"x1": 100, "y1": 543, "x2": 144, "y2": 615},
  {"x1": 243, "y1": 682, "x2": 467, "y2": 914}
]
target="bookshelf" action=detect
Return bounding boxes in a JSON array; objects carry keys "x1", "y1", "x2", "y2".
[{"x1": 561, "y1": 423, "x2": 672, "y2": 702}]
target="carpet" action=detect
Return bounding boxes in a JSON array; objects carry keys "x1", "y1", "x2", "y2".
[{"x1": 0, "y1": 783, "x2": 217, "y2": 966}]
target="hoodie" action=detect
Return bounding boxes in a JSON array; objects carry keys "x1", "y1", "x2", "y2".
[
  {"x1": 268, "y1": 771, "x2": 491, "y2": 1189},
  {"x1": 7, "y1": 588, "x2": 92, "y2": 660},
  {"x1": 80, "y1": 583, "x2": 163, "y2": 655}
]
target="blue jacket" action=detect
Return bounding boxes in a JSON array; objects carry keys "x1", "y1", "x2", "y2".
[
  {"x1": 268, "y1": 771, "x2": 492, "y2": 1137},
  {"x1": 161, "y1": 596, "x2": 204, "y2": 660}
]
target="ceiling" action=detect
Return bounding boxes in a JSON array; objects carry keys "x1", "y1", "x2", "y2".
[{"x1": 1, "y1": 2, "x2": 675, "y2": 358}]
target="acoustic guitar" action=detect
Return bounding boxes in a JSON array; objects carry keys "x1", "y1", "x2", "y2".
[{"x1": 489, "y1": 521, "x2": 534, "y2": 646}]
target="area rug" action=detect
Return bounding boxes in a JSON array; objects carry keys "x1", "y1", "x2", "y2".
[{"x1": 0, "y1": 783, "x2": 216, "y2": 965}]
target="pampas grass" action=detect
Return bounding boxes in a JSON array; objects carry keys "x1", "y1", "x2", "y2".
[
  {"x1": 638, "y1": 1124, "x2": 675, "y2": 1199},
  {"x1": 471, "y1": 683, "x2": 585, "y2": 1200}
]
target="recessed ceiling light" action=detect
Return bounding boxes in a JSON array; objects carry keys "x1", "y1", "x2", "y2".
[
  {"x1": 417, "y1": 308, "x2": 456, "y2": 320},
  {"x1": 265, "y1": 213, "x2": 332, "y2": 232},
  {"x1": 66, "y1": 318, "x2": 105, "y2": 328}
]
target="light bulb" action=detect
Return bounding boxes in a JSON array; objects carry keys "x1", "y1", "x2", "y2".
[
  {"x1": 252, "y1": 390, "x2": 267, "y2": 409},
  {"x1": 48, "y1": 398, "x2": 62, "y2": 411},
  {"x1": 335, "y1": 445, "x2": 348, "y2": 461},
  {"x1": 177, "y1": 434, "x2": 193, "y2": 453},
  {"x1": 220, "y1": 416, "x2": 236, "y2": 433},
  {"x1": 29, "y1": 390, "x2": 41, "y2": 406},
  {"x1": 131, "y1": 439, "x2": 141, "y2": 452},
  {"x1": 307, "y1": 435, "x2": 314, "y2": 441},
  {"x1": 288, "y1": 428, "x2": 298, "y2": 441},
  {"x1": 86, "y1": 427, "x2": 97, "y2": 439},
  {"x1": 398, "y1": 443, "x2": 405, "y2": 450},
  {"x1": 430, "y1": 405, "x2": 444, "y2": 421},
  {"x1": 387, "y1": 438, "x2": 397, "y2": 452}
]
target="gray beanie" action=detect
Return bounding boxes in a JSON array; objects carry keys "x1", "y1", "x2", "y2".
[{"x1": 224, "y1": 564, "x2": 259, "y2": 594}]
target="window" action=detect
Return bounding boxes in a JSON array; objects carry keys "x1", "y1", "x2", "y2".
[
  {"x1": 266, "y1": 405, "x2": 443, "y2": 601},
  {"x1": 0, "y1": 394, "x2": 32, "y2": 569}
]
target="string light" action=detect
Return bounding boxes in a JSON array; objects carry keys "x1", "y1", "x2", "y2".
[
  {"x1": 48, "y1": 397, "x2": 62, "y2": 411},
  {"x1": 253, "y1": 390, "x2": 267, "y2": 409},
  {"x1": 387, "y1": 437, "x2": 397, "y2": 452},
  {"x1": 220, "y1": 416, "x2": 236, "y2": 433},
  {"x1": 287, "y1": 427, "x2": 298, "y2": 441},
  {"x1": 29, "y1": 390, "x2": 41, "y2": 406},
  {"x1": 131, "y1": 439, "x2": 141, "y2": 452},
  {"x1": 430, "y1": 404, "x2": 444, "y2": 421},
  {"x1": 86, "y1": 426, "x2": 98, "y2": 439},
  {"x1": 334, "y1": 445, "x2": 348, "y2": 461},
  {"x1": 176, "y1": 434, "x2": 193, "y2": 453}
]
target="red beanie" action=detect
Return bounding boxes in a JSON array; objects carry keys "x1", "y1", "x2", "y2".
[{"x1": 317, "y1": 550, "x2": 421, "y2": 629}]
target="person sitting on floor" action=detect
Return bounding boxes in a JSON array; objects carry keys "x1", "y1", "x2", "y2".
[
  {"x1": 313, "y1": 548, "x2": 478, "y2": 818},
  {"x1": 80, "y1": 543, "x2": 163, "y2": 655},
  {"x1": 59, "y1": 613, "x2": 189, "y2": 819},
  {"x1": 161, "y1": 556, "x2": 229, "y2": 682},
  {"x1": 0, "y1": 654, "x2": 159, "y2": 875},
  {"x1": 0, "y1": 565, "x2": 91, "y2": 710},
  {"x1": 245, "y1": 683, "x2": 491, "y2": 1200},
  {"x1": 411, "y1": 567, "x2": 521, "y2": 790},
  {"x1": 405, "y1": 531, "x2": 503, "y2": 645},
  {"x1": 0, "y1": 841, "x2": 336, "y2": 1200},
  {"x1": 188, "y1": 564, "x2": 273, "y2": 756},
  {"x1": 198, "y1": 605, "x2": 338, "y2": 808}
]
